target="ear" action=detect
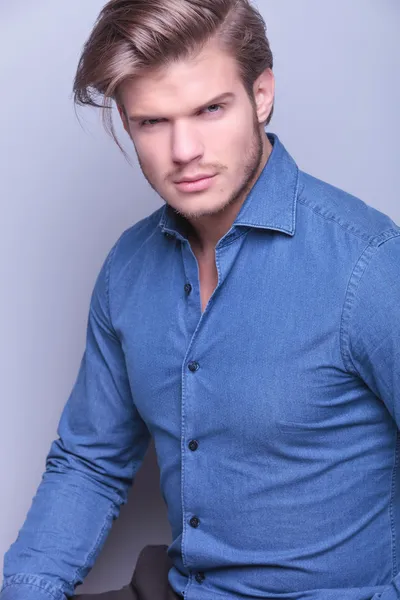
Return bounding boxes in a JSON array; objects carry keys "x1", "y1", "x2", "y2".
[
  {"x1": 253, "y1": 68, "x2": 275, "y2": 125},
  {"x1": 117, "y1": 103, "x2": 131, "y2": 135}
]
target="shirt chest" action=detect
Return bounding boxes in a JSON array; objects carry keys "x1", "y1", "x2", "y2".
[{"x1": 113, "y1": 230, "x2": 355, "y2": 445}]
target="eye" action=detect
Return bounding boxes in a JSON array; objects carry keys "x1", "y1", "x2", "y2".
[
  {"x1": 204, "y1": 104, "x2": 222, "y2": 114},
  {"x1": 140, "y1": 118, "x2": 163, "y2": 127}
]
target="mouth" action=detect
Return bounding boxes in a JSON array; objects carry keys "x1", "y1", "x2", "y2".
[{"x1": 174, "y1": 174, "x2": 217, "y2": 193}]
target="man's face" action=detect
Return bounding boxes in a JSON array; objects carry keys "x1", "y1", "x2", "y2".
[{"x1": 118, "y1": 39, "x2": 272, "y2": 220}]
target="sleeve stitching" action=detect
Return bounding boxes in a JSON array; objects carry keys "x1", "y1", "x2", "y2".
[
  {"x1": 340, "y1": 229, "x2": 400, "y2": 376},
  {"x1": 104, "y1": 228, "x2": 132, "y2": 334},
  {"x1": 1, "y1": 580, "x2": 62, "y2": 600},
  {"x1": 73, "y1": 504, "x2": 115, "y2": 591},
  {"x1": 339, "y1": 244, "x2": 371, "y2": 376}
]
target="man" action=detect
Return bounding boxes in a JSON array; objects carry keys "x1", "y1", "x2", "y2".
[{"x1": 1, "y1": 1, "x2": 399, "y2": 600}]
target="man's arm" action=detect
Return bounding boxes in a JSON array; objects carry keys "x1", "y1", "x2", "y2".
[
  {"x1": 341, "y1": 229, "x2": 400, "y2": 600},
  {"x1": 0, "y1": 240, "x2": 151, "y2": 600}
]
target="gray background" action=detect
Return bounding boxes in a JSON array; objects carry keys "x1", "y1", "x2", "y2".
[{"x1": 0, "y1": 0, "x2": 399, "y2": 594}]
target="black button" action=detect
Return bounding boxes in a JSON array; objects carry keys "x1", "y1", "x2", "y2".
[
  {"x1": 164, "y1": 231, "x2": 174, "y2": 239},
  {"x1": 195, "y1": 572, "x2": 205, "y2": 584},
  {"x1": 188, "y1": 361, "x2": 199, "y2": 372},
  {"x1": 184, "y1": 283, "x2": 192, "y2": 294},
  {"x1": 189, "y1": 516, "x2": 200, "y2": 528},
  {"x1": 188, "y1": 440, "x2": 199, "y2": 451}
]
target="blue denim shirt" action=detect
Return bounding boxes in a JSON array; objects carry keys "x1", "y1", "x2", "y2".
[{"x1": 2, "y1": 133, "x2": 400, "y2": 600}]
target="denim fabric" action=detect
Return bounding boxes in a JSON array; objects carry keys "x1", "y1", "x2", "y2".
[{"x1": 2, "y1": 132, "x2": 400, "y2": 600}]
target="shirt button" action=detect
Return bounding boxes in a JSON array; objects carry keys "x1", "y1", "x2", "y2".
[
  {"x1": 164, "y1": 231, "x2": 174, "y2": 239},
  {"x1": 188, "y1": 361, "x2": 199, "y2": 372},
  {"x1": 188, "y1": 440, "x2": 199, "y2": 451},
  {"x1": 195, "y1": 572, "x2": 205, "y2": 584},
  {"x1": 189, "y1": 516, "x2": 200, "y2": 528},
  {"x1": 184, "y1": 283, "x2": 192, "y2": 294}
]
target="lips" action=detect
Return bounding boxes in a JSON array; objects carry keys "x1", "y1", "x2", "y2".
[
  {"x1": 174, "y1": 174, "x2": 217, "y2": 193},
  {"x1": 174, "y1": 174, "x2": 215, "y2": 184}
]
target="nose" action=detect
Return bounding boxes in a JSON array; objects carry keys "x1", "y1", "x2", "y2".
[{"x1": 171, "y1": 121, "x2": 203, "y2": 164}]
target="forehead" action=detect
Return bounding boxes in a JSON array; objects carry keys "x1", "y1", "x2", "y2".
[{"x1": 119, "y1": 40, "x2": 243, "y2": 116}]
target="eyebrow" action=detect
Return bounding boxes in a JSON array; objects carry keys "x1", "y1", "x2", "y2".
[{"x1": 128, "y1": 92, "x2": 235, "y2": 122}]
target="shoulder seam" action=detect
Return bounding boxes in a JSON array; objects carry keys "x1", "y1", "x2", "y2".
[
  {"x1": 340, "y1": 228, "x2": 400, "y2": 374},
  {"x1": 298, "y1": 195, "x2": 371, "y2": 242},
  {"x1": 105, "y1": 227, "x2": 133, "y2": 331}
]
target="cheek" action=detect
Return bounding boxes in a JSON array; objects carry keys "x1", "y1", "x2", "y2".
[
  {"x1": 136, "y1": 140, "x2": 166, "y2": 178},
  {"x1": 226, "y1": 106, "x2": 255, "y2": 134},
  {"x1": 218, "y1": 120, "x2": 254, "y2": 161},
  {"x1": 211, "y1": 125, "x2": 244, "y2": 159},
  {"x1": 221, "y1": 136, "x2": 250, "y2": 170}
]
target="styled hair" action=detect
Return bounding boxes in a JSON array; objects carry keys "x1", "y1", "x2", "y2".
[{"x1": 73, "y1": 0, "x2": 274, "y2": 154}]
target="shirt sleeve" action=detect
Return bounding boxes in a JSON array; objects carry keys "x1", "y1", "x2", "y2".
[
  {"x1": 341, "y1": 230, "x2": 400, "y2": 600},
  {"x1": 0, "y1": 240, "x2": 151, "y2": 600}
]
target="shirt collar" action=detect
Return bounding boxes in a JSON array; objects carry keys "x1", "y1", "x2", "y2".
[{"x1": 158, "y1": 132, "x2": 299, "y2": 238}]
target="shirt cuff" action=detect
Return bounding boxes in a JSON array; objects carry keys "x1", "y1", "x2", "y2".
[{"x1": 1, "y1": 575, "x2": 66, "y2": 600}]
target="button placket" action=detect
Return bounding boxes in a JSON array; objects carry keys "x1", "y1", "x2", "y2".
[{"x1": 180, "y1": 241, "x2": 206, "y2": 584}]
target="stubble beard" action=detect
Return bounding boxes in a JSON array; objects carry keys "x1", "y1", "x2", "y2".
[{"x1": 135, "y1": 115, "x2": 265, "y2": 221}]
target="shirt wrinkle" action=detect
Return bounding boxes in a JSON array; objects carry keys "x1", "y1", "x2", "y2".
[{"x1": 2, "y1": 132, "x2": 400, "y2": 600}]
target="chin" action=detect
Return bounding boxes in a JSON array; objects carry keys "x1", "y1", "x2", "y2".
[{"x1": 176, "y1": 197, "x2": 230, "y2": 219}]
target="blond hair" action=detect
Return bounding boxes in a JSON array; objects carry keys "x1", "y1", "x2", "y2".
[{"x1": 73, "y1": 0, "x2": 274, "y2": 153}]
